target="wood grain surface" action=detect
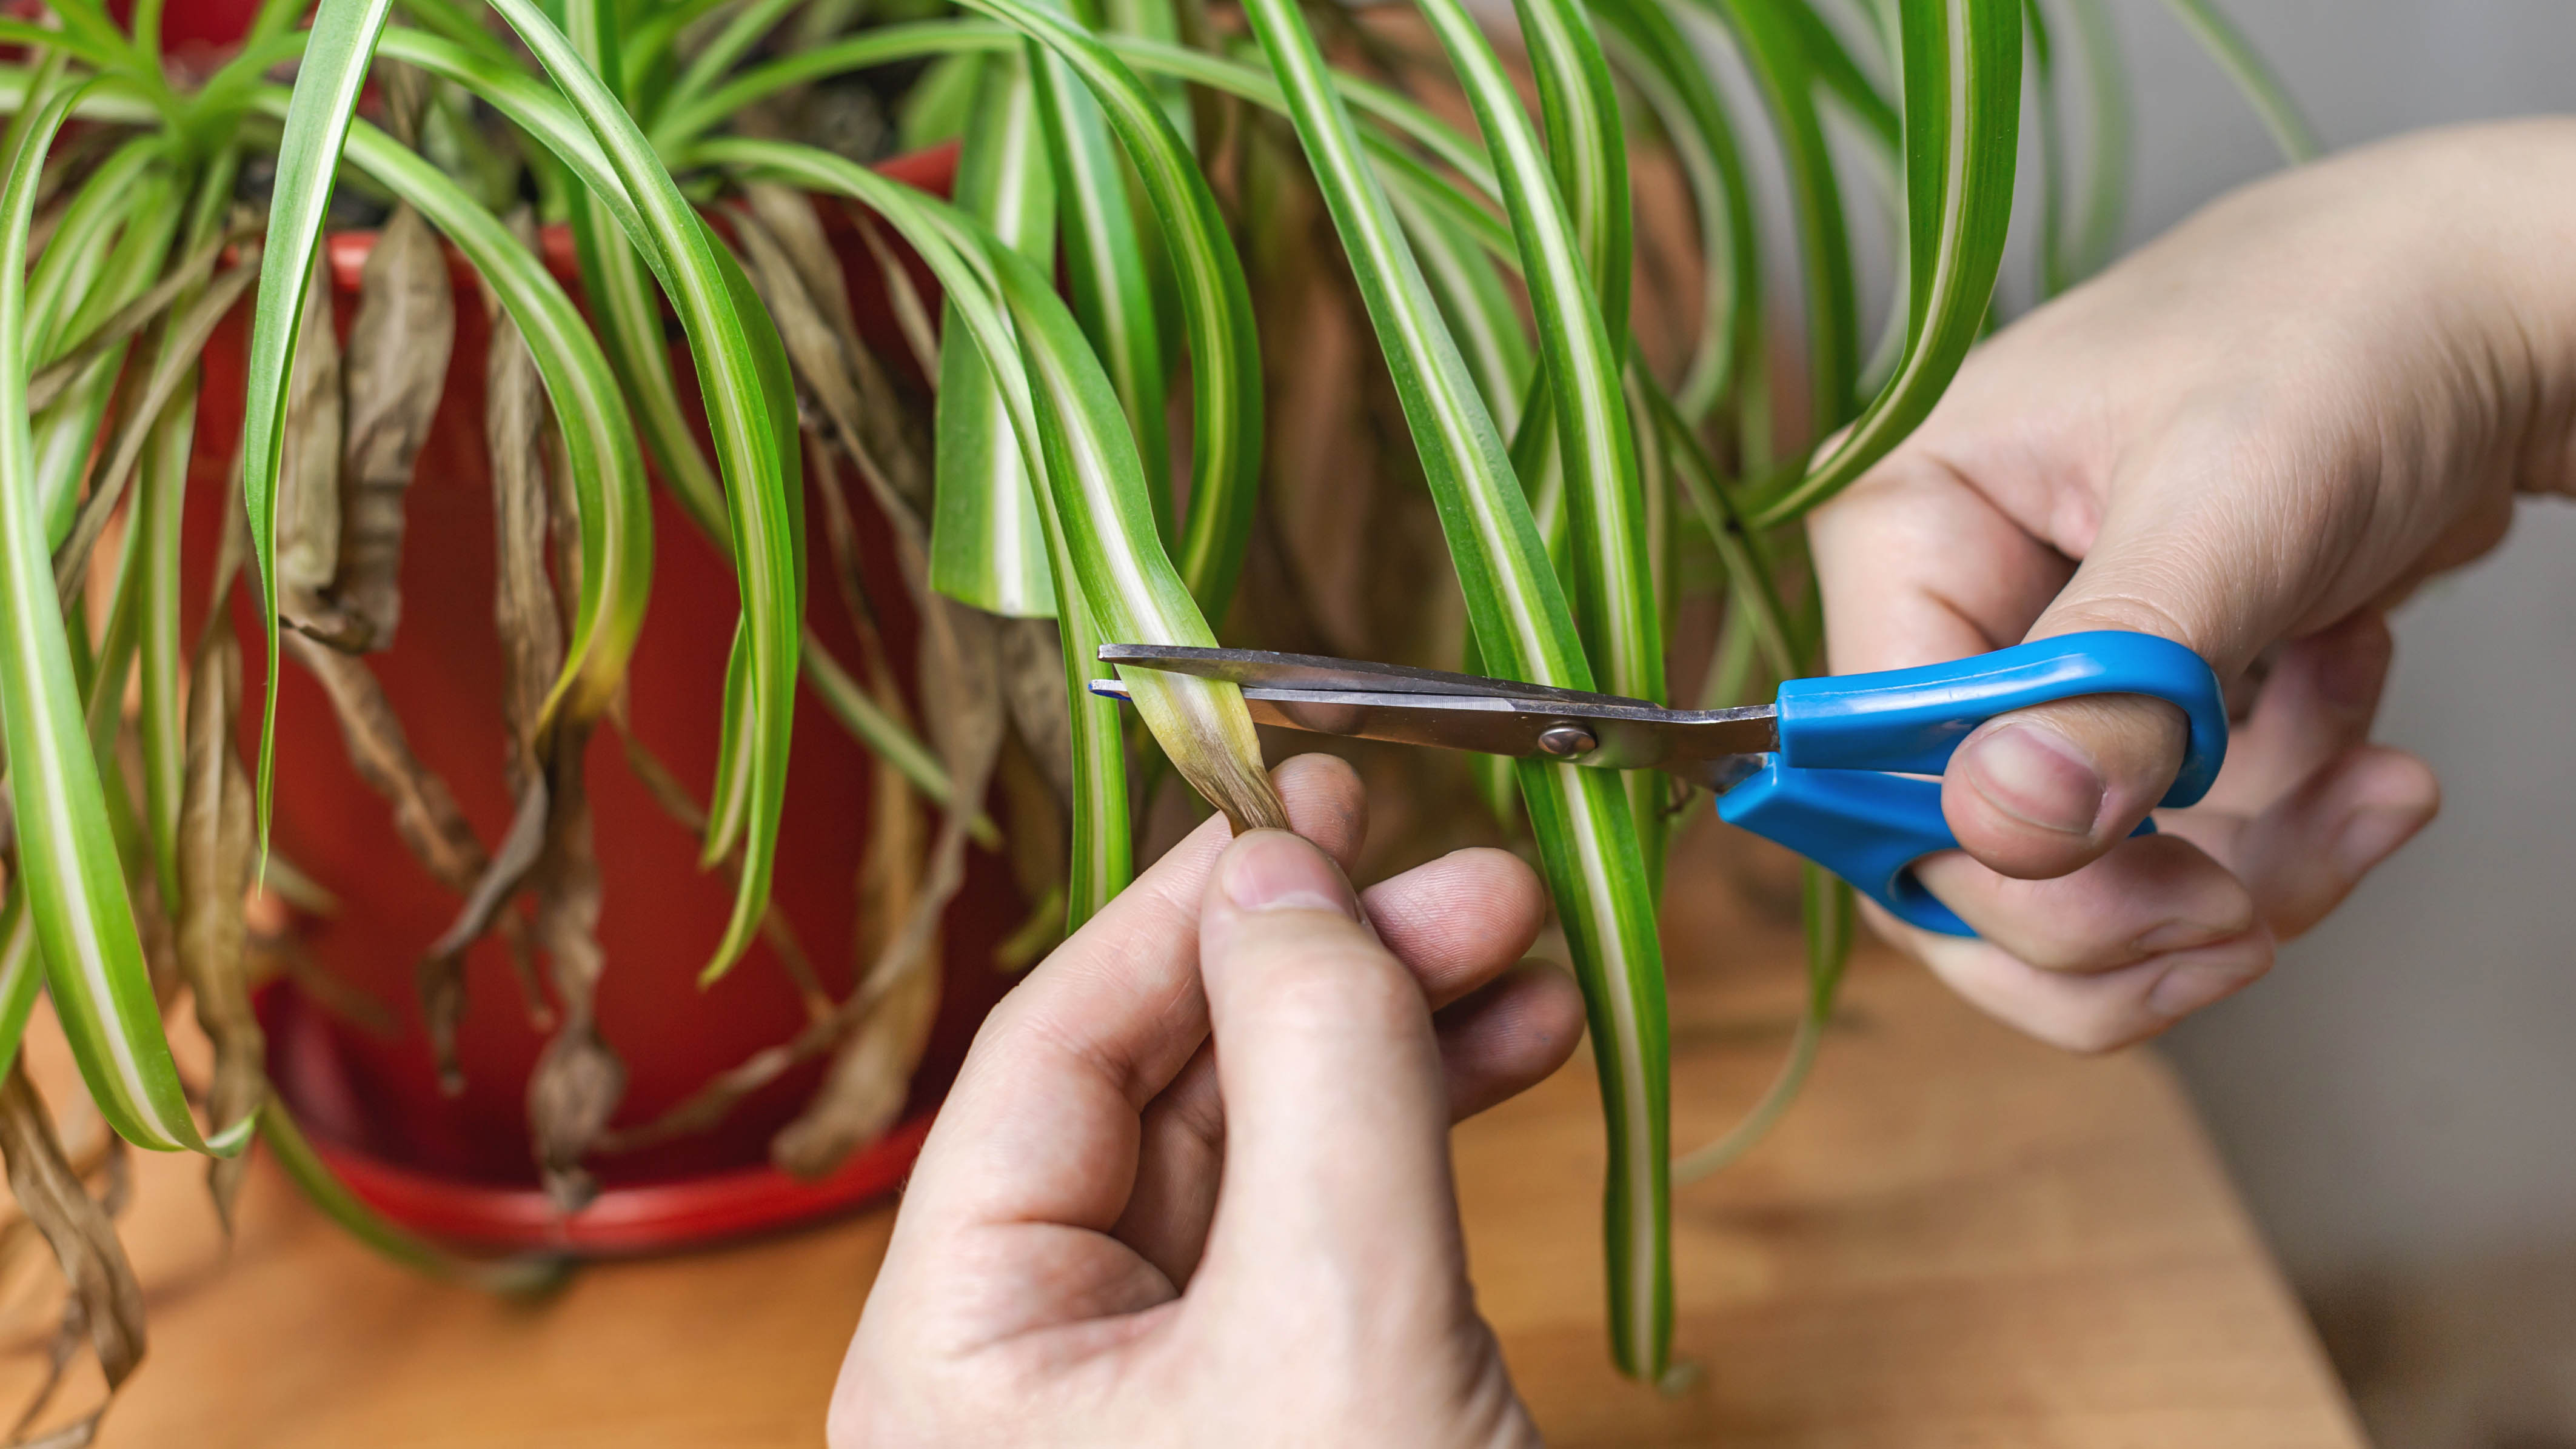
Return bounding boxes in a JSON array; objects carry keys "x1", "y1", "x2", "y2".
[{"x1": 0, "y1": 828, "x2": 2363, "y2": 1447}]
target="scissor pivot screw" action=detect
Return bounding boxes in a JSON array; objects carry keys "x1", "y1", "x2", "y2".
[{"x1": 1536, "y1": 724, "x2": 1597, "y2": 758}]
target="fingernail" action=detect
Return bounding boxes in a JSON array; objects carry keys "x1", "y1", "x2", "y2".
[
  {"x1": 1219, "y1": 830, "x2": 1356, "y2": 917},
  {"x1": 2146, "y1": 937, "x2": 2270, "y2": 1019},
  {"x1": 2332, "y1": 806, "x2": 2429, "y2": 880},
  {"x1": 1961, "y1": 723, "x2": 2106, "y2": 837}
]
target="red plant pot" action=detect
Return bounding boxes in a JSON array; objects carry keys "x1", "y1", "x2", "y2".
[{"x1": 186, "y1": 143, "x2": 1012, "y2": 1253}]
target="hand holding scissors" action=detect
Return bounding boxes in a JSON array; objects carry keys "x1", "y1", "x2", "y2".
[{"x1": 1096, "y1": 631, "x2": 2228, "y2": 939}]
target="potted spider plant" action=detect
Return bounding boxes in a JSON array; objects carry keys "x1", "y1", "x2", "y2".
[{"x1": 0, "y1": 0, "x2": 2312, "y2": 1431}]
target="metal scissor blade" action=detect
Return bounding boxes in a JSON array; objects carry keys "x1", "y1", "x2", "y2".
[
  {"x1": 1096, "y1": 643, "x2": 1638, "y2": 707},
  {"x1": 1093, "y1": 648, "x2": 1780, "y2": 789}
]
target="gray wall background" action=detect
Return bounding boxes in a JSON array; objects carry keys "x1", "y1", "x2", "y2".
[{"x1": 2095, "y1": 0, "x2": 2576, "y2": 1288}]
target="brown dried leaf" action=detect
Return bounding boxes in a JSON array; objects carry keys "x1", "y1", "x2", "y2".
[
  {"x1": 467, "y1": 252, "x2": 629, "y2": 1211},
  {"x1": 727, "y1": 204, "x2": 931, "y2": 532},
  {"x1": 996, "y1": 617, "x2": 1072, "y2": 805},
  {"x1": 743, "y1": 185, "x2": 860, "y2": 345},
  {"x1": 609, "y1": 221, "x2": 1008, "y2": 1165},
  {"x1": 843, "y1": 204, "x2": 940, "y2": 392},
  {"x1": 991, "y1": 731, "x2": 1068, "y2": 948},
  {"x1": 284, "y1": 633, "x2": 545, "y2": 1087},
  {"x1": 802, "y1": 436, "x2": 895, "y2": 695},
  {"x1": 177, "y1": 631, "x2": 264, "y2": 1229},
  {"x1": 327, "y1": 202, "x2": 455, "y2": 652},
  {"x1": 770, "y1": 961, "x2": 938, "y2": 1174},
  {"x1": 276, "y1": 250, "x2": 346, "y2": 635},
  {"x1": 0, "y1": 1065, "x2": 144, "y2": 1449},
  {"x1": 421, "y1": 264, "x2": 560, "y2": 973},
  {"x1": 376, "y1": 58, "x2": 432, "y2": 148},
  {"x1": 776, "y1": 532, "x2": 1002, "y2": 1173},
  {"x1": 600, "y1": 607, "x2": 999, "y2": 1160},
  {"x1": 524, "y1": 727, "x2": 621, "y2": 1214},
  {"x1": 285, "y1": 635, "x2": 486, "y2": 894},
  {"x1": 772, "y1": 676, "x2": 934, "y2": 1177}
]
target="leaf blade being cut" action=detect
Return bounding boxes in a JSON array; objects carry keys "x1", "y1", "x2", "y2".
[{"x1": 1231, "y1": 0, "x2": 1671, "y2": 1380}]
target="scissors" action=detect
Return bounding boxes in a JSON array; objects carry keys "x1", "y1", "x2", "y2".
[{"x1": 1089, "y1": 631, "x2": 2228, "y2": 938}]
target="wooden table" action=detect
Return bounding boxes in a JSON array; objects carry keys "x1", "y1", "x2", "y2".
[{"x1": 0, "y1": 829, "x2": 2363, "y2": 1447}]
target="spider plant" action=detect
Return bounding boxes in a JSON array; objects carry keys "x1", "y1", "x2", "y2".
[{"x1": 0, "y1": 0, "x2": 2310, "y2": 1420}]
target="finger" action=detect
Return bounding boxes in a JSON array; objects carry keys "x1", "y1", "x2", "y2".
[
  {"x1": 2164, "y1": 742, "x2": 2439, "y2": 941},
  {"x1": 1112, "y1": 959, "x2": 1581, "y2": 1283},
  {"x1": 2198, "y1": 612, "x2": 2392, "y2": 816},
  {"x1": 1112, "y1": 846, "x2": 1549, "y2": 1281},
  {"x1": 1362, "y1": 847, "x2": 1550, "y2": 1007},
  {"x1": 1807, "y1": 461, "x2": 2181, "y2": 882},
  {"x1": 1881, "y1": 898, "x2": 2277, "y2": 1054},
  {"x1": 1939, "y1": 695, "x2": 2187, "y2": 880},
  {"x1": 1945, "y1": 420, "x2": 2336, "y2": 882},
  {"x1": 1433, "y1": 960, "x2": 1585, "y2": 1119},
  {"x1": 1808, "y1": 455, "x2": 2073, "y2": 677},
  {"x1": 1112, "y1": 1040, "x2": 1225, "y2": 1284},
  {"x1": 1912, "y1": 831, "x2": 2256, "y2": 972},
  {"x1": 1191, "y1": 831, "x2": 1463, "y2": 1308},
  {"x1": 898, "y1": 754, "x2": 1366, "y2": 1235}
]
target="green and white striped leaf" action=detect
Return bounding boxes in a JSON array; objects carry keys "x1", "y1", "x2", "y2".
[
  {"x1": 477, "y1": 0, "x2": 806, "y2": 983},
  {"x1": 1028, "y1": 13, "x2": 1173, "y2": 543},
  {"x1": 1591, "y1": 0, "x2": 1764, "y2": 441},
  {"x1": 2028, "y1": 0, "x2": 2131, "y2": 298},
  {"x1": 135, "y1": 388, "x2": 195, "y2": 911},
  {"x1": 1699, "y1": 0, "x2": 1861, "y2": 443},
  {"x1": 0, "y1": 887, "x2": 43, "y2": 1080},
  {"x1": 21, "y1": 138, "x2": 158, "y2": 358},
  {"x1": 564, "y1": 2, "x2": 729, "y2": 546},
  {"x1": 240, "y1": 88, "x2": 654, "y2": 754},
  {"x1": 0, "y1": 75, "x2": 248, "y2": 1156},
  {"x1": 132, "y1": 159, "x2": 238, "y2": 919},
  {"x1": 986, "y1": 243, "x2": 1284, "y2": 834},
  {"x1": 1236, "y1": 0, "x2": 1671, "y2": 1380},
  {"x1": 1751, "y1": 0, "x2": 2021, "y2": 526},
  {"x1": 696, "y1": 138, "x2": 1283, "y2": 904},
  {"x1": 1491, "y1": 0, "x2": 1669, "y2": 874},
  {"x1": 946, "y1": 0, "x2": 1265, "y2": 619},
  {"x1": 240, "y1": 0, "x2": 395, "y2": 865},
  {"x1": 930, "y1": 52, "x2": 1059, "y2": 618},
  {"x1": 1388, "y1": 184, "x2": 1533, "y2": 438}
]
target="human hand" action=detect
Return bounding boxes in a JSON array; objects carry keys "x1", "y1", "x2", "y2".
[
  {"x1": 830, "y1": 754, "x2": 1582, "y2": 1448},
  {"x1": 1810, "y1": 119, "x2": 2576, "y2": 1051}
]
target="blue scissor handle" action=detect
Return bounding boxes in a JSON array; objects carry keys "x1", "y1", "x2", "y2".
[
  {"x1": 1773, "y1": 630, "x2": 2227, "y2": 808},
  {"x1": 1717, "y1": 632, "x2": 2226, "y2": 937}
]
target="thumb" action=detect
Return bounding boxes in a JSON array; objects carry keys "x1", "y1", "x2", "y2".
[
  {"x1": 1944, "y1": 520, "x2": 2243, "y2": 881},
  {"x1": 1189, "y1": 830, "x2": 1466, "y2": 1312}
]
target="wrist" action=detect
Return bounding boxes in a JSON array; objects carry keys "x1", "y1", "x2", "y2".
[{"x1": 2394, "y1": 119, "x2": 2576, "y2": 497}]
